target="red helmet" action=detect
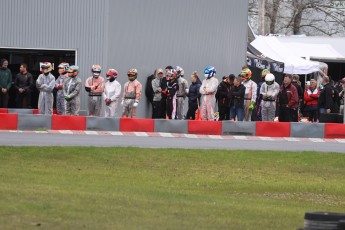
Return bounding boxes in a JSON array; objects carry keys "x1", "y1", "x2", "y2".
[{"x1": 106, "y1": 69, "x2": 118, "y2": 80}]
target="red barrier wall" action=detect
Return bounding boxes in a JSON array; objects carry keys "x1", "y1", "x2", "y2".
[
  {"x1": 0, "y1": 108, "x2": 8, "y2": 114},
  {"x1": 52, "y1": 115, "x2": 86, "y2": 130},
  {"x1": 188, "y1": 120, "x2": 222, "y2": 135},
  {"x1": 256, "y1": 122, "x2": 291, "y2": 137},
  {"x1": 0, "y1": 114, "x2": 18, "y2": 130},
  {"x1": 325, "y1": 124, "x2": 345, "y2": 139},
  {"x1": 120, "y1": 118, "x2": 154, "y2": 132}
]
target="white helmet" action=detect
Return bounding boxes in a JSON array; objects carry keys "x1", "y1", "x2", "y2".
[{"x1": 265, "y1": 73, "x2": 275, "y2": 85}]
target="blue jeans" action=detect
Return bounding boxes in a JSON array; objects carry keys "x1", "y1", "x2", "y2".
[{"x1": 230, "y1": 106, "x2": 244, "y2": 121}]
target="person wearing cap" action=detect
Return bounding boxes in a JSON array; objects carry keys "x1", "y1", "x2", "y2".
[
  {"x1": 304, "y1": 79, "x2": 319, "y2": 122},
  {"x1": 277, "y1": 74, "x2": 298, "y2": 122},
  {"x1": 85, "y1": 65, "x2": 105, "y2": 116},
  {"x1": 151, "y1": 68, "x2": 164, "y2": 119},
  {"x1": 103, "y1": 69, "x2": 121, "y2": 117},
  {"x1": 0, "y1": 58, "x2": 12, "y2": 108},
  {"x1": 215, "y1": 75, "x2": 233, "y2": 120},
  {"x1": 55, "y1": 62, "x2": 69, "y2": 115}
]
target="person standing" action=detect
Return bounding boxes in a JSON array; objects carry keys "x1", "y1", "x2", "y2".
[
  {"x1": 164, "y1": 68, "x2": 179, "y2": 119},
  {"x1": 216, "y1": 75, "x2": 232, "y2": 121},
  {"x1": 145, "y1": 70, "x2": 155, "y2": 118},
  {"x1": 199, "y1": 66, "x2": 218, "y2": 120},
  {"x1": 64, "y1": 65, "x2": 82, "y2": 116},
  {"x1": 175, "y1": 66, "x2": 188, "y2": 120},
  {"x1": 277, "y1": 74, "x2": 298, "y2": 122},
  {"x1": 318, "y1": 76, "x2": 334, "y2": 116},
  {"x1": 229, "y1": 76, "x2": 245, "y2": 121},
  {"x1": 36, "y1": 62, "x2": 55, "y2": 115},
  {"x1": 186, "y1": 71, "x2": 202, "y2": 120},
  {"x1": 103, "y1": 69, "x2": 121, "y2": 117},
  {"x1": 121, "y1": 68, "x2": 142, "y2": 118},
  {"x1": 291, "y1": 74, "x2": 304, "y2": 122},
  {"x1": 0, "y1": 58, "x2": 12, "y2": 108},
  {"x1": 151, "y1": 68, "x2": 164, "y2": 119},
  {"x1": 256, "y1": 69, "x2": 270, "y2": 121},
  {"x1": 14, "y1": 64, "x2": 34, "y2": 108},
  {"x1": 260, "y1": 73, "x2": 280, "y2": 122},
  {"x1": 55, "y1": 62, "x2": 69, "y2": 115},
  {"x1": 241, "y1": 68, "x2": 257, "y2": 121},
  {"x1": 304, "y1": 79, "x2": 319, "y2": 122},
  {"x1": 85, "y1": 64, "x2": 105, "y2": 116}
]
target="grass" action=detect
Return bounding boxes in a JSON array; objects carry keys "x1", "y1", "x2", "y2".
[{"x1": 0, "y1": 147, "x2": 344, "y2": 230}]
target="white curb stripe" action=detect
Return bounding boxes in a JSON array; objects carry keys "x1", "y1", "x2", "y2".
[
  {"x1": 134, "y1": 132, "x2": 148, "y2": 137},
  {"x1": 109, "y1": 131, "x2": 124, "y2": 136}
]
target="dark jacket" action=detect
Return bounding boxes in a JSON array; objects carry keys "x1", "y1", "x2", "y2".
[
  {"x1": 145, "y1": 74, "x2": 155, "y2": 103},
  {"x1": 14, "y1": 72, "x2": 34, "y2": 92},
  {"x1": 216, "y1": 81, "x2": 232, "y2": 106},
  {"x1": 277, "y1": 83, "x2": 299, "y2": 109},
  {"x1": 167, "y1": 78, "x2": 178, "y2": 97},
  {"x1": 188, "y1": 79, "x2": 202, "y2": 102},
  {"x1": 0, "y1": 67, "x2": 12, "y2": 90},
  {"x1": 292, "y1": 81, "x2": 303, "y2": 101},
  {"x1": 229, "y1": 84, "x2": 245, "y2": 108},
  {"x1": 318, "y1": 83, "x2": 333, "y2": 110}
]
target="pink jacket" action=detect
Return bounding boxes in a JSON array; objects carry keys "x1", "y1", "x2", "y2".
[{"x1": 85, "y1": 76, "x2": 105, "y2": 95}]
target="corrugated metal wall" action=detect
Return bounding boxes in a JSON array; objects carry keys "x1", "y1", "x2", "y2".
[
  {"x1": 0, "y1": 0, "x2": 109, "y2": 111},
  {"x1": 1, "y1": 0, "x2": 249, "y2": 117}
]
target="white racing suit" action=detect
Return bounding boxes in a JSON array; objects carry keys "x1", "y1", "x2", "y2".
[
  {"x1": 260, "y1": 82, "x2": 280, "y2": 121},
  {"x1": 103, "y1": 79, "x2": 121, "y2": 117},
  {"x1": 122, "y1": 79, "x2": 142, "y2": 118},
  {"x1": 199, "y1": 77, "x2": 218, "y2": 120},
  {"x1": 36, "y1": 73, "x2": 55, "y2": 115},
  {"x1": 85, "y1": 76, "x2": 105, "y2": 116},
  {"x1": 55, "y1": 74, "x2": 67, "y2": 115},
  {"x1": 176, "y1": 77, "x2": 189, "y2": 120},
  {"x1": 243, "y1": 79, "x2": 257, "y2": 121},
  {"x1": 64, "y1": 76, "x2": 82, "y2": 116}
]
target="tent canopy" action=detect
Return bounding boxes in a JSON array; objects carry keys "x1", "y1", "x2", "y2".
[
  {"x1": 282, "y1": 43, "x2": 345, "y2": 61},
  {"x1": 277, "y1": 36, "x2": 345, "y2": 63},
  {"x1": 247, "y1": 43, "x2": 284, "y2": 73},
  {"x1": 251, "y1": 36, "x2": 320, "y2": 74}
]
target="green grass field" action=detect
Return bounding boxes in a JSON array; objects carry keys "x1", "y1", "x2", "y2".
[{"x1": 0, "y1": 147, "x2": 344, "y2": 230}]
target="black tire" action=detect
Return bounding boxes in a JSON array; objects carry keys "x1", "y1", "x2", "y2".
[
  {"x1": 338, "y1": 220, "x2": 345, "y2": 230},
  {"x1": 304, "y1": 212, "x2": 345, "y2": 230}
]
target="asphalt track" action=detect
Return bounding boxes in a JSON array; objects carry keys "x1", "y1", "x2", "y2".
[{"x1": 0, "y1": 132, "x2": 344, "y2": 153}]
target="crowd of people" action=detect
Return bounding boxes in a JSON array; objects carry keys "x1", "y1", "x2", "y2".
[{"x1": 0, "y1": 57, "x2": 344, "y2": 122}]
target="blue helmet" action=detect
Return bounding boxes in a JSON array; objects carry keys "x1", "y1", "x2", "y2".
[{"x1": 204, "y1": 66, "x2": 216, "y2": 78}]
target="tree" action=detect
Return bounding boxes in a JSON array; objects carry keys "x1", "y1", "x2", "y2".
[{"x1": 248, "y1": 0, "x2": 345, "y2": 36}]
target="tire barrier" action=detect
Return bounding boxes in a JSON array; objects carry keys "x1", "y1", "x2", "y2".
[
  {"x1": 0, "y1": 109, "x2": 344, "y2": 138},
  {"x1": 299, "y1": 212, "x2": 345, "y2": 230}
]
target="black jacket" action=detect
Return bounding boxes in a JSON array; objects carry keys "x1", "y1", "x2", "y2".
[
  {"x1": 318, "y1": 83, "x2": 333, "y2": 110},
  {"x1": 145, "y1": 74, "x2": 155, "y2": 103},
  {"x1": 229, "y1": 84, "x2": 245, "y2": 108},
  {"x1": 216, "y1": 81, "x2": 232, "y2": 106},
  {"x1": 14, "y1": 72, "x2": 34, "y2": 92},
  {"x1": 188, "y1": 79, "x2": 202, "y2": 103}
]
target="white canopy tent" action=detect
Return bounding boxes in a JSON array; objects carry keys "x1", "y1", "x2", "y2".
[
  {"x1": 282, "y1": 43, "x2": 345, "y2": 61},
  {"x1": 250, "y1": 36, "x2": 320, "y2": 74}
]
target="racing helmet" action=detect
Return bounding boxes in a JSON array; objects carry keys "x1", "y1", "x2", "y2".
[
  {"x1": 240, "y1": 68, "x2": 252, "y2": 81},
  {"x1": 204, "y1": 66, "x2": 216, "y2": 78},
  {"x1": 261, "y1": 69, "x2": 270, "y2": 79},
  {"x1": 67, "y1": 65, "x2": 79, "y2": 77},
  {"x1": 41, "y1": 62, "x2": 53, "y2": 74},
  {"x1": 265, "y1": 73, "x2": 275, "y2": 85},
  {"x1": 127, "y1": 68, "x2": 138, "y2": 81},
  {"x1": 91, "y1": 64, "x2": 101, "y2": 76},
  {"x1": 58, "y1": 62, "x2": 70, "y2": 74}
]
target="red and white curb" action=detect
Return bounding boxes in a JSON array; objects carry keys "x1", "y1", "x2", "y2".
[{"x1": 2, "y1": 130, "x2": 345, "y2": 143}]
